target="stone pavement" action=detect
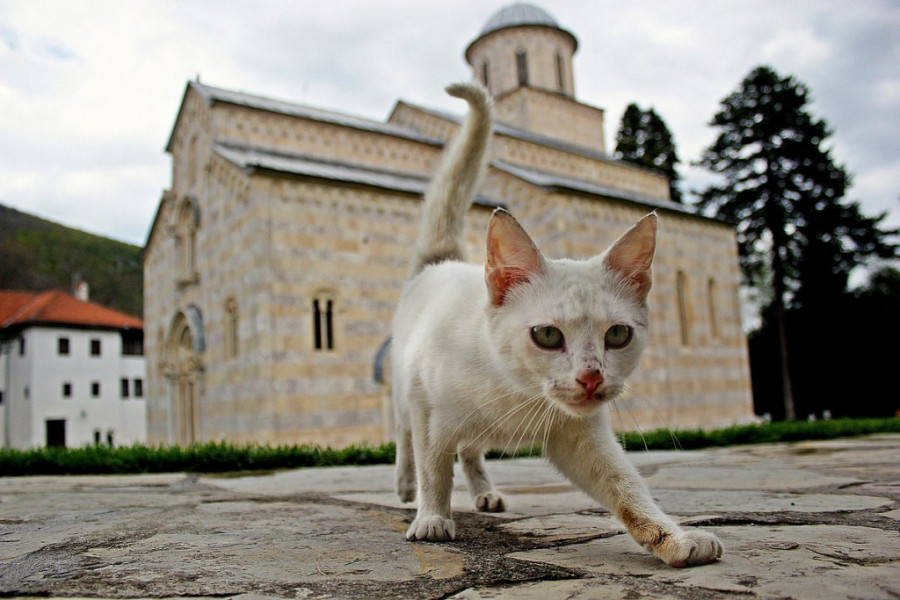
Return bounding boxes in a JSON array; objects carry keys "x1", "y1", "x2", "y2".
[{"x1": 1, "y1": 434, "x2": 899, "y2": 599}]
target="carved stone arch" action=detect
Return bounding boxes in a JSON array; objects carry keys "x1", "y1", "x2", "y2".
[{"x1": 164, "y1": 305, "x2": 206, "y2": 445}]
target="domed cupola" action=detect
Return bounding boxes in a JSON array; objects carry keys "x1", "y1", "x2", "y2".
[{"x1": 465, "y1": 3, "x2": 578, "y2": 98}]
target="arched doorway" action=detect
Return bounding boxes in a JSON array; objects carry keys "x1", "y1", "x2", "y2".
[{"x1": 166, "y1": 307, "x2": 205, "y2": 446}]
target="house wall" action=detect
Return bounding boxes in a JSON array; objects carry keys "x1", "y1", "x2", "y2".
[{"x1": 1, "y1": 326, "x2": 146, "y2": 449}]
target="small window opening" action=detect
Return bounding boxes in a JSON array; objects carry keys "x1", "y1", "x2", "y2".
[{"x1": 516, "y1": 49, "x2": 528, "y2": 87}]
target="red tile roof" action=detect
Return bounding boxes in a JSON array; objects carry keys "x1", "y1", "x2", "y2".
[{"x1": 0, "y1": 290, "x2": 143, "y2": 330}]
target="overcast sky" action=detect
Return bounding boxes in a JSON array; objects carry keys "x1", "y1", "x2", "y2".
[{"x1": 1, "y1": 0, "x2": 898, "y2": 252}]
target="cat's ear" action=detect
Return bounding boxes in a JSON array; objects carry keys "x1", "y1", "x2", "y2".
[
  {"x1": 601, "y1": 212, "x2": 657, "y2": 302},
  {"x1": 485, "y1": 209, "x2": 544, "y2": 306}
]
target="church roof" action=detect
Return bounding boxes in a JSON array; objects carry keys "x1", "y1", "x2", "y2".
[
  {"x1": 466, "y1": 3, "x2": 578, "y2": 58},
  {"x1": 165, "y1": 81, "x2": 442, "y2": 153},
  {"x1": 480, "y1": 3, "x2": 559, "y2": 35},
  {"x1": 0, "y1": 290, "x2": 143, "y2": 331},
  {"x1": 492, "y1": 160, "x2": 693, "y2": 215},
  {"x1": 214, "y1": 142, "x2": 503, "y2": 209}
]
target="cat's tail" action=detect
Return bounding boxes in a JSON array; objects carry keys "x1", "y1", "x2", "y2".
[{"x1": 409, "y1": 81, "x2": 494, "y2": 277}]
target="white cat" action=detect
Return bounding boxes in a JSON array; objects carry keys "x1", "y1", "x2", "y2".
[{"x1": 391, "y1": 82, "x2": 723, "y2": 568}]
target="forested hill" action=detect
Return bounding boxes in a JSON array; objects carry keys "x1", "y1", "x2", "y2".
[{"x1": 0, "y1": 203, "x2": 143, "y2": 318}]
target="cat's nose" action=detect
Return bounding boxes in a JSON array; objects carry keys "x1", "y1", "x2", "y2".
[{"x1": 576, "y1": 370, "x2": 604, "y2": 394}]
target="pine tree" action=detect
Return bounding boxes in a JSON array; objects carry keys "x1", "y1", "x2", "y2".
[
  {"x1": 696, "y1": 65, "x2": 897, "y2": 419},
  {"x1": 614, "y1": 103, "x2": 682, "y2": 202}
]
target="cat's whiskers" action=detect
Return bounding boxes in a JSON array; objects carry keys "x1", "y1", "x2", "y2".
[
  {"x1": 444, "y1": 382, "x2": 534, "y2": 447},
  {"x1": 621, "y1": 384, "x2": 683, "y2": 451},
  {"x1": 503, "y1": 396, "x2": 548, "y2": 457},
  {"x1": 454, "y1": 392, "x2": 542, "y2": 455}
]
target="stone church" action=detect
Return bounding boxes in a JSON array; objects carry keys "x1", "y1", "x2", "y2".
[{"x1": 143, "y1": 3, "x2": 755, "y2": 447}]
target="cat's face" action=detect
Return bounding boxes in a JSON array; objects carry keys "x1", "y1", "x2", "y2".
[{"x1": 484, "y1": 211, "x2": 656, "y2": 417}]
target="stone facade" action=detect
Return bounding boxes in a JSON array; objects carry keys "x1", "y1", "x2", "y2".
[{"x1": 143, "y1": 4, "x2": 755, "y2": 447}]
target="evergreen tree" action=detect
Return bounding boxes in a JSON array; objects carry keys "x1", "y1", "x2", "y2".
[
  {"x1": 614, "y1": 103, "x2": 682, "y2": 202},
  {"x1": 696, "y1": 65, "x2": 897, "y2": 419}
]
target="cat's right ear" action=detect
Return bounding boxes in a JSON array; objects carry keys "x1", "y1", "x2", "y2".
[{"x1": 485, "y1": 209, "x2": 544, "y2": 306}]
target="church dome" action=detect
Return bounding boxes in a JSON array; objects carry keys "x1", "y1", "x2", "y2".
[{"x1": 479, "y1": 3, "x2": 560, "y2": 36}]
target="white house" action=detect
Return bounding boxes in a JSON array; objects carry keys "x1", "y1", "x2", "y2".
[{"x1": 0, "y1": 290, "x2": 147, "y2": 449}]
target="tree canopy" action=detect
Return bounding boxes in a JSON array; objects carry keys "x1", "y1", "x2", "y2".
[
  {"x1": 614, "y1": 103, "x2": 682, "y2": 203},
  {"x1": 696, "y1": 65, "x2": 898, "y2": 419}
]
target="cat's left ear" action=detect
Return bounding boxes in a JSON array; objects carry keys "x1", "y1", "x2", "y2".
[
  {"x1": 485, "y1": 209, "x2": 545, "y2": 306},
  {"x1": 600, "y1": 212, "x2": 657, "y2": 302}
]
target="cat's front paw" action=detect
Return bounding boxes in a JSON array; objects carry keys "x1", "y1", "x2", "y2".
[
  {"x1": 474, "y1": 491, "x2": 506, "y2": 512},
  {"x1": 406, "y1": 515, "x2": 455, "y2": 542},
  {"x1": 651, "y1": 529, "x2": 723, "y2": 568}
]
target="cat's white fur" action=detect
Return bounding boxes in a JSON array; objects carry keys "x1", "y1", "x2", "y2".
[{"x1": 391, "y1": 81, "x2": 723, "y2": 567}]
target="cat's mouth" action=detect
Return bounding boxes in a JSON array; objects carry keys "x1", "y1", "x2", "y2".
[{"x1": 561, "y1": 390, "x2": 609, "y2": 415}]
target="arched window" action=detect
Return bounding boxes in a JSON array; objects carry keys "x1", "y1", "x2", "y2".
[
  {"x1": 676, "y1": 271, "x2": 690, "y2": 346},
  {"x1": 555, "y1": 52, "x2": 565, "y2": 90},
  {"x1": 176, "y1": 198, "x2": 198, "y2": 284},
  {"x1": 516, "y1": 49, "x2": 529, "y2": 87},
  {"x1": 224, "y1": 297, "x2": 239, "y2": 359},
  {"x1": 707, "y1": 278, "x2": 719, "y2": 340},
  {"x1": 312, "y1": 293, "x2": 335, "y2": 351}
]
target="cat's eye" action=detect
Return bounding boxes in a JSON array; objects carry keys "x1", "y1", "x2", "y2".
[
  {"x1": 531, "y1": 325, "x2": 565, "y2": 350},
  {"x1": 605, "y1": 324, "x2": 632, "y2": 349}
]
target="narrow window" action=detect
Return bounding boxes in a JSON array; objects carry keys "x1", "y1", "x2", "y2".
[
  {"x1": 325, "y1": 299, "x2": 334, "y2": 350},
  {"x1": 313, "y1": 294, "x2": 336, "y2": 351},
  {"x1": 106, "y1": 430, "x2": 114, "y2": 447},
  {"x1": 121, "y1": 378, "x2": 130, "y2": 399},
  {"x1": 555, "y1": 52, "x2": 565, "y2": 90},
  {"x1": 91, "y1": 381, "x2": 101, "y2": 397},
  {"x1": 676, "y1": 271, "x2": 690, "y2": 346},
  {"x1": 58, "y1": 337, "x2": 70, "y2": 356},
  {"x1": 19, "y1": 337, "x2": 25, "y2": 356},
  {"x1": 481, "y1": 60, "x2": 490, "y2": 89},
  {"x1": 62, "y1": 382, "x2": 72, "y2": 398},
  {"x1": 90, "y1": 339, "x2": 101, "y2": 357},
  {"x1": 94, "y1": 430, "x2": 102, "y2": 445},
  {"x1": 313, "y1": 299, "x2": 322, "y2": 350},
  {"x1": 707, "y1": 278, "x2": 719, "y2": 340},
  {"x1": 516, "y1": 49, "x2": 528, "y2": 87},
  {"x1": 225, "y1": 298, "x2": 239, "y2": 358},
  {"x1": 134, "y1": 378, "x2": 144, "y2": 398}
]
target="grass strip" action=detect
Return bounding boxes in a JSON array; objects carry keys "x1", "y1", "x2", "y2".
[{"x1": 1, "y1": 417, "x2": 897, "y2": 476}]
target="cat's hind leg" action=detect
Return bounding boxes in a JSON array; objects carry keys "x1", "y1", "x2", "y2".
[
  {"x1": 395, "y1": 421, "x2": 416, "y2": 503},
  {"x1": 459, "y1": 445, "x2": 506, "y2": 512}
]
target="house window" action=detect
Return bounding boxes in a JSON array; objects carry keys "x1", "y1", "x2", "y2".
[
  {"x1": 19, "y1": 337, "x2": 25, "y2": 356},
  {"x1": 707, "y1": 278, "x2": 719, "y2": 340},
  {"x1": 94, "y1": 430, "x2": 102, "y2": 445},
  {"x1": 225, "y1": 298, "x2": 239, "y2": 359},
  {"x1": 58, "y1": 337, "x2": 70, "y2": 356},
  {"x1": 121, "y1": 330, "x2": 144, "y2": 356},
  {"x1": 134, "y1": 378, "x2": 144, "y2": 398},
  {"x1": 676, "y1": 271, "x2": 690, "y2": 346},
  {"x1": 516, "y1": 49, "x2": 529, "y2": 87},
  {"x1": 121, "y1": 378, "x2": 130, "y2": 399},
  {"x1": 313, "y1": 294, "x2": 335, "y2": 351},
  {"x1": 481, "y1": 60, "x2": 490, "y2": 89},
  {"x1": 90, "y1": 339, "x2": 101, "y2": 357},
  {"x1": 62, "y1": 382, "x2": 72, "y2": 398},
  {"x1": 91, "y1": 381, "x2": 101, "y2": 397}
]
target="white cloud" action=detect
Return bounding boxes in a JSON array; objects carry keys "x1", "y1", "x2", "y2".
[{"x1": 0, "y1": 0, "x2": 896, "y2": 247}]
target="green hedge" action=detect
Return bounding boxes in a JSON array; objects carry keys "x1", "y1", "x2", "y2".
[{"x1": 1, "y1": 417, "x2": 898, "y2": 476}]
